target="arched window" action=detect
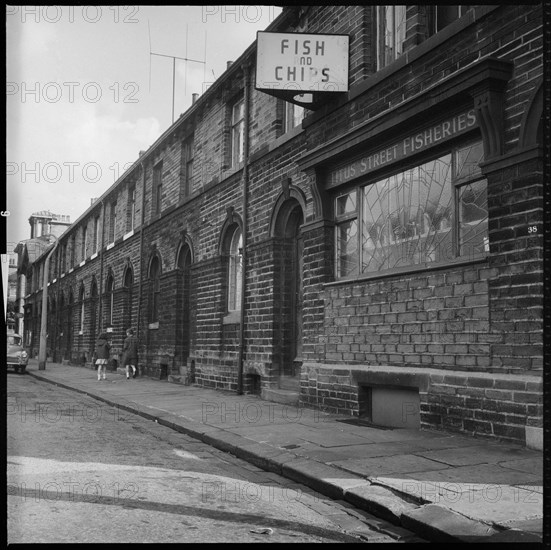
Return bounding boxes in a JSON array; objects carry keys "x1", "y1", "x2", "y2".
[
  {"x1": 79, "y1": 286, "x2": 85, "y2": 333},
  {"x1": 123, "y1": 266, "x2": 133, "y2": 331},
  {"x1": 149, "y1": 256, "x2": 161, "y2": 323},
  {"x1": 106, "y1": 274, "x2": 115, "y2": 327},
  {"x1": 228, "y1": 227, "x2": 243, "y2": 312}
]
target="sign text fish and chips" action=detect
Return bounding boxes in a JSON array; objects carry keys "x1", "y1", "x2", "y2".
[{"x1": 255, "y1": 32, "x2": 349, "y2": 105}]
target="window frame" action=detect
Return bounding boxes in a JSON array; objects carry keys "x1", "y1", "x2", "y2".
[
  {"x1": 430, "y1": 5, "x2": 472, "y2": 35},
  {"x1": 93, "y1": 215, "x2": 100, "y2": 253},
  {"x1": 375, "y1": 5, "x2": 407, "y2": 70},
  {"x1": 109, "y1": 200, "x2": 117, "y2": 244},
  {"x1": 283, "y1": 102, "x2": 306, "y2": 134},
  {"x1": 181, "y1": 136, "x2": 194, "y2": 198},
  {"x1": 334, "y1": 139, "x2": 488, "y2": 280},
  {"x1": 70, "y1": 234, "x2": 76, "y2": 268},
  {"x1": 230, "y1": 97, "x2": 245, "y2": 168},
  {"x1": 81, "y1": 224, "x2": 88, "y2": 261},
  {"x1": 153, "y1": 161, "x2": 163, "y2": 216},
  {"x1": 127, "y1": 184, "x2": 136, "y2": 232},
  {"x1": 227, "y1": 226, "x2": 243, "y2": 313}
]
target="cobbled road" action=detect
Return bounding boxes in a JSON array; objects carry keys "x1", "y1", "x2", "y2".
[{"x1": 7, "y1": 373, "x2": 419, "y2": 543}]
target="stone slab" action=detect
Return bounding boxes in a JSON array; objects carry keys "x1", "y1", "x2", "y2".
[
  {"x1": 402, "y1": 463, "x2": 542, "y2": 486},
  {"x1": 498, "y1": 457, "x2": 543, "y2": 476},
  {"x1": 344, "y1": 483, "x2": 419, "y2": 525},
  {"x1": 332, "y1": 454, "x2": 451, "y2": 477},
  {"x1": 281, "y1": 458, "x2": 368, "y2": 501},
  {"x1": 417, "y1": 444, "x2": 538, "y2": 467},
  {"x1": 401, "y1": 504, "x2": 499, "y2": 542}
]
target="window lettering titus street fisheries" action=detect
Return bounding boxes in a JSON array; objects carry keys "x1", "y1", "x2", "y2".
[{"x1": 329, "y1": 109, "x2": 477, "y2": 187}]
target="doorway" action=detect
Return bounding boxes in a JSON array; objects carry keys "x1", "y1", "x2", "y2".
[
  {"x1": 177, "y1": 244, "x2": 192, "y2": 365},
  {"x1": 275, "y1": 201, "x2": 304, "y2": 392}
]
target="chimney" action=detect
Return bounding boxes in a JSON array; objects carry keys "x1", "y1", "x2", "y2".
[
  {"x1": 192, "y1": 93, "x2": 199, "y2": 104},
  {"x1": 139, "y1": 150, "x2": 145, "y2": 157},
  {"x1": 227, "y1": 61, "x2": 233, "y2": 70}
]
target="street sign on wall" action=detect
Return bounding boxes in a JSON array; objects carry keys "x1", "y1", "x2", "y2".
[{"x1": 255, "y1": 31, "x2": 349, "y2": 109}]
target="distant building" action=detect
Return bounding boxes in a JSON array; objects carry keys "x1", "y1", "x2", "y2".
[
  {"x1": 6, "y1": 255, "x2": 17, "y2": 328},
  {"x1": 29, "y1": 210, "x2": 71, "y2": 239},
  {"x1": 13, "y1": 211, "x2": 71, "y2": 340}
]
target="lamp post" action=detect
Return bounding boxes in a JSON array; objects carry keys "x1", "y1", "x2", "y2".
[{"x1": 38, "y1": 235, "x2": 59, "y2": 370}]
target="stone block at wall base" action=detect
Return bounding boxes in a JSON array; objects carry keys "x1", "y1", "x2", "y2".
[
  {"x1": 168, "y1": 374, "x2": 187, "y2": 385},
  {"x1": 525, "y1": 426, "x2": 543, "y2": 451}
]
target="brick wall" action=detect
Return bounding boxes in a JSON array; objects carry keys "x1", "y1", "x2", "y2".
[{"x1": 320, "y1": 264, "x2": 494, "y2": 370}]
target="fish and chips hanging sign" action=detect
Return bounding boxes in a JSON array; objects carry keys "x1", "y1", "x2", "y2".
[{"x1": 255, "y1": 31, "x2": 349, "y2": 108}]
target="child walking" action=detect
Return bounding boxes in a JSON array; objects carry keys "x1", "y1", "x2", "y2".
[
  {"x1": 123, "y1": 328, "x2": 139, "y2": 379},
  {"x1": 95, "y1": 332, "x2": 111, "y2": 381}
]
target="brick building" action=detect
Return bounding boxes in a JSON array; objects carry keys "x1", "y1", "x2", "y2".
[{"x1": 19, "y1": 5, "x2": 543, "y2": 448}]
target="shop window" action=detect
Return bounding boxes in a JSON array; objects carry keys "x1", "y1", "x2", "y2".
[
  {"x1": 153, "y1": 161, "x2": 163, "y2": 215},
  {"x1": 376, "y1": 5, "x2": 406, "y2": 70},
  {"x1": 335, "y1": 191, "x2": 359, "y2": 278},
  {"x1": 230, "y1": 98, "x2": 245, "y2": 167},
  {"x1": 335, "y1": 140, "x2": 487, "y2": 278},
  {"x1": 227, "y1": 226, "x2": 243, "y2": 312}
]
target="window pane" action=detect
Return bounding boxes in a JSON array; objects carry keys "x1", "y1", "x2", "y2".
[
  {"x1": 229, "y1": 229, "x2": 243, "y2": 311},
  {"x1": 378, "y1": 6, "x2": 406, "y2": 68},
  {"x1": 454, "y1": 141, "x2": 484, "y2": 182},
  {"x1": 362, "y1": 155, "x2": 453, "y2": 273},
  {"x1": 459, "y1": 179, "x2": 488, "y2": 256},
  {"x1": 336, "y1": 219, "x2": 358, "y2": 277},
  {"x1": 293, "y1": 104, "x2": 304, "y2": 128},
  {"x1": 232, "y1": 101, "x2": 244, "y2": 124},
  {"x1": 336, "y1": 191, "x2": 356, "y2": 216}
]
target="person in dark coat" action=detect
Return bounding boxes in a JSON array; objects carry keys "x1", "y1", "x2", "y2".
[
  {"x1": 123, "y1": 328, "x2": 139, "y2": 379},
  {"x1": 95, "y1": 332, "x2": 110, "y2": 381}
]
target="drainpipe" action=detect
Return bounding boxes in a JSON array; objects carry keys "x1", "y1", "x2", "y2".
[{"x1": 237, "y1": 62, "x2": 251, "y2": 395}]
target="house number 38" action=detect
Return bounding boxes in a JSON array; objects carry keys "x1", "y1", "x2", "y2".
[{"x1": 528, "y1": 226, "x2": 538, "y2": 233}]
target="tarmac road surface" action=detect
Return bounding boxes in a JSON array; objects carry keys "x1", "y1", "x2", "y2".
[{"x1": 7, "y1": 373, "x2": 424, "y2": 544}]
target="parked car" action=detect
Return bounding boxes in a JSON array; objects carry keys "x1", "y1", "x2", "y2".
[{"x1": 7, "y1": 332, "x2": 28, "y2": 373}]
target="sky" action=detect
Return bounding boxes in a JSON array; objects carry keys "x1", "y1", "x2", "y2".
[{"x1": 5, "y1": 4, "x2": 282, "y2": 253}]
